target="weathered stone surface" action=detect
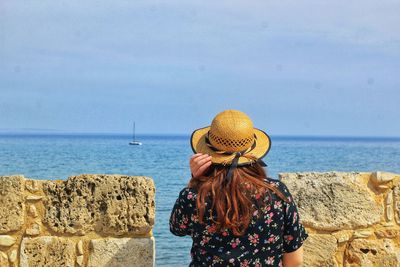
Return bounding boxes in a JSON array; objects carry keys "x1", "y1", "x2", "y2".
[
  {"x1": 375, "y1": 228, "x2": 400, "y2": 238},
  {"x1": 25, "y1": 223, "x2": 41, "y2": 236},
  {"x1": 26, "y1": 195, "x2": 43, "y2": 200},
  {"x1": 77, "y1": 240, "x2": 83, "y2": 255},
  {"x1": 43, "y1": 174, "x2": 155, "y2": 235},
  {"x1": 9, "y1": 249, "x2": 17, "y2": 263},
  {"x1": 20, "y1": 236, "x2": 76, "y2": 267},
  {"x1": 76, "y1": 255, "x2": 84, "y2": 266},
  {"x1": 344, "y1": 238, "x2": 400, "y2": 266},
  {"x1": 28, "y1": 204, "x2": 38, "y2": 218},
  {"x1": 0, "y1": 235, "x2": 16, "y2": 246},
  {"x1": 0, "y1": 251, "x2": 8, "y2": 266},
  {"x1": 25, "y1": 179, "x2": 40, "y2": 193},
  {"x1": 88, "y1": 237, "x2": 154, "y2": 267},
  {"x1": 0, "y1": 175, "x2": 25, "y2": 233},
  {"x1": 303, "y1": 234, "x2": 338, "y2": 267},
  {"x1": 371, "y1": 171, "x2": 397, "y2": 185},
  {"x1": 279, "y1": 172, "x2": 382, "y2": 231},
  {"x1": 332, "y1": 230, "x2": 353, "y2": 243}
]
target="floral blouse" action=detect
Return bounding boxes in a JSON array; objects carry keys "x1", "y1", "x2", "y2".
[{"x1": 169, "y1": 177, "x2": 308, "y2": 267}]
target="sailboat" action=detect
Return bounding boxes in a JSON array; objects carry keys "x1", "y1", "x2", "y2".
[{"x1": 129, "y1": 122, "x2": 142, "y2": 145}]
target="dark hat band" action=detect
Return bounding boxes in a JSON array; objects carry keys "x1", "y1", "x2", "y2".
[{"x1": 205, "y1": 131, "x2": 267, "y2": 185}]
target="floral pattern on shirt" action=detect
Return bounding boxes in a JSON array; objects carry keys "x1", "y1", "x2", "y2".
[{"x1": 170, "y1": 177, "x2": 308, "y2": 267}]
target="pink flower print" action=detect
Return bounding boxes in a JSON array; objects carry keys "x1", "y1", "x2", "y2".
[
  {"x1": 253, "y1": 210, "x2": 259, "y2": 217},
  {"x1": 265, "y1": 212, "x2": 274, "y2": 224},
  {"x1": 274, "y1": 201, "x2": 282, "y2": 210},
  {"x1": 293, "y1": 211, "x2": 298, "y2": 223},
  {"x1": 284, "y1": 234, "x2": 294, "y2": 241},
  {"x1": 230, "y1": 238, "x2": 241, "y2": 248},
  {"x1": 179, "y1": 224, "x2": 187, "y2": 229},
  {"x1": 255, "y1": 193, "x2": 261, "y2": 199},
  {"x1": 207, "y1": 224, "x2": 217, "y2": 234},
  {"x1": 187, "y1": 192, "x2": 193, "y2": 200},
  {"x1": 182, "y1": 216, "x2": 189, "y2": 225},
  {"x1": 248, "y1": 233, "x2": 259, "y2": 246},
  {"x1": 263, "y1": 205, "x2": 271, "y2": 213},
  {"x1": 266, "y1": 256, "x2": 275, "y2": 265},
  {"x1": 240, "y1": 260, "x2": 249, "y2": 267},
  {"x1": 267, "y1": 234, "x2": 276, "y2": 244},
  {"x1": 191, "y1": 214, "x2": 198, "y2": 223},
  {"x1": 200, "y1": 236, "x2": 211, "y2": 246}
]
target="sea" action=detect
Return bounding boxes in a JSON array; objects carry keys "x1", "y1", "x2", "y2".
[{"x1": 0, "y1": 134, "x2": 399, "y2": 266}]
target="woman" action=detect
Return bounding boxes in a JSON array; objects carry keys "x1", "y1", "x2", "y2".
[{"x1": 170, "y1": 110, "x2": 308, "y2": 267}]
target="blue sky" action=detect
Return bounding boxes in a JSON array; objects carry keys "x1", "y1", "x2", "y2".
[{"x1": 0, "y1": 0, "x2": 399, "y2": 136}]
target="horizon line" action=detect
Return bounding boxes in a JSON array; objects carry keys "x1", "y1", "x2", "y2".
[{"x1": 0, "y1": 130, "x2": 399, "y2": 140}]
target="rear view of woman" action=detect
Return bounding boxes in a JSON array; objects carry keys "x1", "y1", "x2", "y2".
[{"x1": 170, "y1": 110, "x2": 308, "y2": 266}]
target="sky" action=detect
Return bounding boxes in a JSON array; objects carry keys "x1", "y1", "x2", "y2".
[{"x1": 0, "y1": 0, "x2": 399, "y2": 136}]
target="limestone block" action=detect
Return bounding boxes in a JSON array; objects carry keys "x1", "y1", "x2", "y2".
[
  {"x1": 88, "y1": 237, "x2": 154, "y2": 267},
  {"x1": 0, "y1": 235, "x2": 16, "y2": 246},
  {"x1": 332, "y1": 230, "x2": 354, "y2": 243},
  {"x1": 76, "y1": 255, "x2": 84, "y2": 266},
  {"x1": 25, "y1": 180, "x2": 40, "y2": 193},
  {"x1": 26, "y1": 195, "x2": 43, "y2": 201},
  {"x1": 77, "y1": 240, "x2": 83, "y2": 255},
  {"x1": 28, "y1": 205, "x2": 38, "y2": 218},
  {"x1": 375, "y1": 228, "x2": 400, "y2": 238},
  {"x1": 43, "y1": 174, "x2": 155, "y2": 235},
  {"x1": 20, "y1": 236, "x2": 76, "y2": 267},
  {"x1": 371, "y1": 171, "x2": 397, "y2": 185},
  {"x1": 9, "y1": 249, "x2": 17, "y2": 263},
  {"x1": 279, "y1": 172, "x2": 382, "y2": 231},
  {"x1": 25, "y1": 223, "x2": 41, "y2": 236},
  {"x1": 303, "y1": 234, "x2": 338, "y2": 267},
  {"x1": 344, "y1": 238, "x2": 400, "y2": 267},
  {"x1": 0, "y1": 251, "x2": 8, "y2": 266},
  {"x1": 353, "y1": 229, "x2": 373, "y2": 239},
  {"x1": 0, "y1": 175, "x2": 25, "y2": 233}
]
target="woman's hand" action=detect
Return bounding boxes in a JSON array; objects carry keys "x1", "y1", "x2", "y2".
[{"x1": 190, "y1": 153, "x2": 212, "y2": 178}]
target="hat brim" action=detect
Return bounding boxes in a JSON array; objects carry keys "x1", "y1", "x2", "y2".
[{"x1": 190, "y1": 126, "x2": 271, "y2": 166}]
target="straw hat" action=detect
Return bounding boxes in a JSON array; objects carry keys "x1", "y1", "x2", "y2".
[{"x1": 190, "y1": 110, "x2": 271, "y2": 167}]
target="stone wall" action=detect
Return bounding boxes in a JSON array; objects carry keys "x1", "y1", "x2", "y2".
[
  {"x1": 0, "y1": 174, "x2": 155, "y2": 267},
  {"x1": 2, "y1": 171, "x2": 399, "y2": 267},
  {"x1": 280, "y1": 171, "x2": 400, "y2": 267}
]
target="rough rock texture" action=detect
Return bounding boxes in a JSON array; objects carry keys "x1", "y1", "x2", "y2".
[
  {"x1": 20, "y1": 236, "x2": 76, "y2": 267},
  {"x1": 0, "y1": 235, "x2": 17, "y2": 246},
  {"x1": 344, "y1": 238, "x2": 400, "y2": 266},
  {"x1": 0, "y1": 174, "x2": 155, "y2": 267},
  {"x1": 42, "y1": 174, "x2": 155, "y2": 235},
  {"x1": 88, "y1": 237, "x2": 155, "y2": 267},
  {"x1": 303, "y1": 234, "x2": 338, "y2": 267},
  {"x1": 0, "y1": 175, "x2": 25, "y2": 233},
  {"x1": 279, "y1": 172, "x2": 382, "y2": 231},
  {"x1": 0, "y1": 251, "x2": 8, "y2": 266},
  {"x1": 280, "y1": 171, "x2": 400, "y2": 267}
]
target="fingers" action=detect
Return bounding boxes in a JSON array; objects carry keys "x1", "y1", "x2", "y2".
[
  {"x1": 196, "y1": 160, "x2": 212, "y2": 174},
  {"x1": 190, "y1": 153, "x2": 213, "y2": 178},
  {"x1": 190, "y1": 153, "x2": 203, "y2": 160},
  {"x1": 196, "y1": 155, "x2": 212, "y2": 166},
  {"x1": 190, "y1": 153, "x2": 210, "y2": 166}
]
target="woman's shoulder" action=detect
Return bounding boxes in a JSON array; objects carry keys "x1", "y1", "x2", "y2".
[
  {"x1": 263, "y1": 177, "x2": 293, "y2": 201},
  {"x1": 176, "y1": 187, "x2": 198, "y2": 202}
]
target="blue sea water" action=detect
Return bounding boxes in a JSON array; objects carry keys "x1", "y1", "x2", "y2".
[{"x1": 0, "y1": 134, "x2": 400, "y2": 266}]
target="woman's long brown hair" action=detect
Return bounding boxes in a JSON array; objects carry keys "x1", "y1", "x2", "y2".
[{"x1": 188, "y1": 159, "x2": 288, "y2": 236}]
